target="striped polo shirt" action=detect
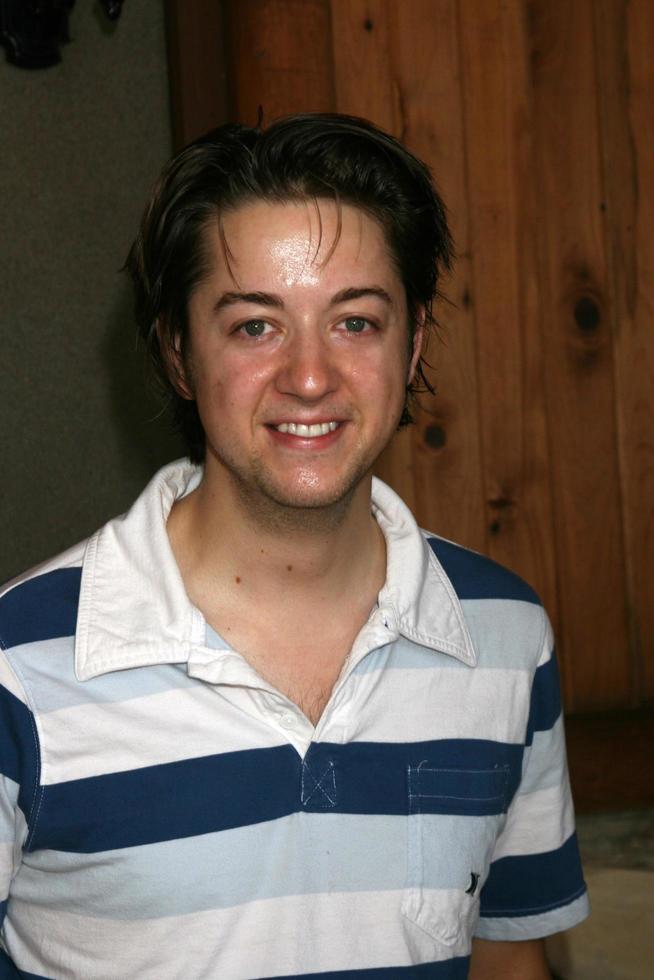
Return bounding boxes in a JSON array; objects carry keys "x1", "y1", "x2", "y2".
[{"x1": 0, "y1": 460, "x2": 588, "y2": 979}]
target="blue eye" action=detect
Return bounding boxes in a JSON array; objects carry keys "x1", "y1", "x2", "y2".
[
  {"x1": 344, "y1": 317, "x2": 368, "y2": 333},
  {"x1": 241, "y1": 320, "x2": 269, "y2": 337}
]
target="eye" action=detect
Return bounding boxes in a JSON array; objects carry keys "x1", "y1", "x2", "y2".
[
  {"x1": 238, "y1": 319, "x2": 272, "y2": 338},
  {"x1": 343, "y1": 317, "x2": 371, "y2": 334}
]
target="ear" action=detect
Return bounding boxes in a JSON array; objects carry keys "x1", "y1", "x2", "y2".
[
  {"x1": 157, "y1": 321, "x2": 194, "y2": 400},
  {"x1": 407, "y1": 307, "x2": 426, "y2": 384}
]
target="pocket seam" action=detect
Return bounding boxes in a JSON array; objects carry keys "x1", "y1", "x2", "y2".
[
  {"x1": 409, "y1": 762, "x2": 510, "y2": 807},
  {"x1": 403, "y1": 763, "x2": 503, "y2": 945}
]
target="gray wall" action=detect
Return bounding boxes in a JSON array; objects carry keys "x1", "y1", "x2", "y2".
[{"x1": 1, "y1": 1, "x2": 184, "y2": 584}]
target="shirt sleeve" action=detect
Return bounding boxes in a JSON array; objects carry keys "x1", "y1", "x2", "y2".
[
  {"x1": 0, "y1": 650, "x2": 39, "y2": 966},
  {"x1": 475, "y1": 609, "x2": 590, "y2": 940}
]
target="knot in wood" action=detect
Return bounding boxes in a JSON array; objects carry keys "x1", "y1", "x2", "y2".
[
  {"x1": 574, "y1": 296, "x2": 601, "y2": 333},
  {"x1": 424, "y1": 424, "x2": 447, "y2": 449}
]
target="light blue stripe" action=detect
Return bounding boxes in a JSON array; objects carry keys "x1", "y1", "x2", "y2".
[
  {"x1": 8, "y1": 638, "x2": 193, "y2": 713},
  {"x1": 0, "y1": 774, "x2": 19, "y2": 843},
  {"x1": 519, "y1": 715, "x2": 567, "y2": 795},
  {"x1": 461, "y1": 598, "x2": 546, "y2": 670},
  {"x1": 14, "y1": 810, "x2": 504, "y2": 919},
  {"x1": 354, "y1": 599, "x2": 545, "y2": 674},
  {"x1": 476, "y1": 890, "x2": 590, "y2": 940}
]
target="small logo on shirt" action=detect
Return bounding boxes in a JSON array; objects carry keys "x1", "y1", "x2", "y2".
[{"x1": 465, "y1": 872, "x2": 480, "y2": 896}]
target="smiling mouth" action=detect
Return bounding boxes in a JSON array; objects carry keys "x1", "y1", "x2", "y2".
[{"x1": 273, "y1": 421, "x2": 341, "y2": 438}]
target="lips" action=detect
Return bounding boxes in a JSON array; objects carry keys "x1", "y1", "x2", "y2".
[{"x1": 273, "y1": 421, "x2": 340, "y2": 438}]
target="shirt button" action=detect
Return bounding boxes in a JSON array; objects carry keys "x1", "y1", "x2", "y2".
[{"x1": 280, "y1": 713, "x2": 296, "y2": 730}]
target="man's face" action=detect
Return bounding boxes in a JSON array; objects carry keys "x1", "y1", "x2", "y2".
[{"x1": 181, "y1": 199, "x2": 422, "y2": 514}]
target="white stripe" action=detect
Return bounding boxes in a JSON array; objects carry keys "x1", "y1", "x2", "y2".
[
  {"x1": 38, "y1": 662, "x2": 536, "y2": 784},
  {"x1": 38, "y1": 684, "x2": 289, "y2": 784},
  {"x1": 520, "y1": 716, "x2": 567, "y2": 794},
  {"x1": 476, "y1": 891, "x2": 589, "y2": 940},
  {"x1": 38, "y1": 662, "x2": 536, "y2": 785},
  {"x1": 491, "y1": 783, "x2": 575, "y2": 860},
  {"x1": 0, "y1": 778, "x2": 26, "y2": 884},
  {"x1": 5, "y1": 889, "x2": 457, "y2": 979},
  {"x1": 0, "y1": 775, "x2": 20, "y2": 840},
  {"x1": 0, "y1": 841, "x2": 14, "y2": 887},
  {"x1": 537, "y1": 615, "x2": 555, "y2": 668},
  {"x1": 346, "y1": 664, "x2": 532, "y2": 744}
]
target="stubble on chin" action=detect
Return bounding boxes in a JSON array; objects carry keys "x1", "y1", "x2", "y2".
[{"x1": 207, "y1": 442, "x2": 369, "y2": 535}]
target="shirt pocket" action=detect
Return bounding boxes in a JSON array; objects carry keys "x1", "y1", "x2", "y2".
[{"x1": 401, "y1": 762, "x2": 509, "y2": 945}]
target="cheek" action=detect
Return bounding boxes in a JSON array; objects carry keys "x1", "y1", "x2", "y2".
[
  {"x1": 347, "y1": 353, "x2": 409, "y2": 411},
  {"x1": 193, "y1": 354, "x2": 276, "y2": 413}
]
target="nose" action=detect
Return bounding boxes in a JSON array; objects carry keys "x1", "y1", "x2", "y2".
[{"x1": 275, "y1": 330, "x2": 340, "y2": 401}]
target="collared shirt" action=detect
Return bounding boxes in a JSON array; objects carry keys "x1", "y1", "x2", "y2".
[{"x1": 0, "y1": 459, "x2": 588, "y2": 979}]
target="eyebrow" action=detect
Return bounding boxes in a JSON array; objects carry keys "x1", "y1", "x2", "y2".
[
  {"x1": 331, "y1": 286, "x2": 393, "y2": 306},
  {"x1": 212, "y1": 285, "x2": 393, "y2": 314},
  {"x1": 213, "y1": 291, "x2": 284, "y2": 313}
]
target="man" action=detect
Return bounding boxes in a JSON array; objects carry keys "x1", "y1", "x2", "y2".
[{"x1": 0, "y1": 115, "x2": 588, "y2": 978}]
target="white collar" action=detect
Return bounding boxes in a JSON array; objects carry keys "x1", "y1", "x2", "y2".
[{"x1": 75, "y1": 459, "x2": 476, "y2": 680}]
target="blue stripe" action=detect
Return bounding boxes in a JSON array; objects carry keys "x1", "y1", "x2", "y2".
[
  {"x1": 526, "y1": 653, "x2": 562, "y2": 745},
  {"x1": 480, "y1": 832, "x2": 586, "y2": 917},
  {"x1": 0, "y1": 948, "x2": 50, "y2": 979},
  {"x1": 32, "y1": 739, "x2": 523, "y2": 853},
  {"x1": 0, "y1": 686, "x2": 39, "y2": 820},
  {"x1": 427, "y1": 538, "x2": 540, "y2": 604},
  {"x1": 266, "y1": 959, "x2": 470, "y2": 978},
  {"x1": 33, "y1": 744, "x2": 300, "y2": 853},
  {"x1": 0, "y1": 569, "x2": 81, "y2": 649}
]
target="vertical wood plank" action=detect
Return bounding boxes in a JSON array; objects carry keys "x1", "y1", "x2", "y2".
[
  {"x1": 222, "y1": 0, "x2": 335, "y2": 124},
  {"x1": 165, "y1": 0, "x2": 229, "y2": 147},
  {"x1": 388, "y1": 0, "x2": 486, "y2": 552},
  {"x1": 527, "y1": 0, "x2": 631, "y2": 709},
  {"x1": 594, "y1": 0, "x2": 654, "y2": 704},
  {"x1": 457, "y1": 1, "x2": 559, "y2": 621}
]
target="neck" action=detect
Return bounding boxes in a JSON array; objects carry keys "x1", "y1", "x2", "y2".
[{"x1": 167, "y1": 465, "x2": 385, "y2": 608}]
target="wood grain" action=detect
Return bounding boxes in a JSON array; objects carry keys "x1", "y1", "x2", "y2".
[
  {"x1": 526, "y1": 0, "x2": 631, "y2": 710},
  {"x1": 165, "y1": 0, "x2": 229, "y2": 148},
  {"x1": 389, "y1": 0, "x2": 486, "y2": 552},
  {"x1": 222, "y1": 0, "x2": 335, "y2": 124},
  {"x1": 594, "y1": 0, "x2": 654, "y2": 705},
  {"x1": 457, "y1": 0, "x2": 559, "y2": 621}
]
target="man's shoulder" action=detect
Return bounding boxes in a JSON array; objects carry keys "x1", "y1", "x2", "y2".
[
  {"x1": 0, "y1": 540, "x2": 87, "y2": 653},
  {"x1": 422, "y1": 531, "x2": 542, "y2": 607},
  {"x1": 421, "y1": 531, "x2": 550, "y2": 673}
]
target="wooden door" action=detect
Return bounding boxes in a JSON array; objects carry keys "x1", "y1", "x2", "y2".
[{"x1": 165, "y1": 0, "x2": 654, "y2": 810}]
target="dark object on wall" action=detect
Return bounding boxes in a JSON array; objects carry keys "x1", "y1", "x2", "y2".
[
  {"x1": 0, "y1": 0, "x2": 123, "y2": 69},
  {"x1": 100, "y1": 0, "x2": 123, "y2": 19}
]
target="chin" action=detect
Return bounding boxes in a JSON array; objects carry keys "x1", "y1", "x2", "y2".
[
  {"x1": 245, "y1": 460, "x2": 374, "y2": 516},
  {"x1": 256, "y1": 479, "x2": 359, "y2": 512},
  {"x1": 208, "y1": 443, "x2": 376, "y2": 515}
]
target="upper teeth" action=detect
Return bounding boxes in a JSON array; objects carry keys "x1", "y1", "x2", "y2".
[{"x1": 276, "y1": 421, "x2": 339, "y2": 437}]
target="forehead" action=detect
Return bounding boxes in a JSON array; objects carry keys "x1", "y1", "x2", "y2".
[{"x1": 201, "y1": 198, "x2": 400, "y2": 292}]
